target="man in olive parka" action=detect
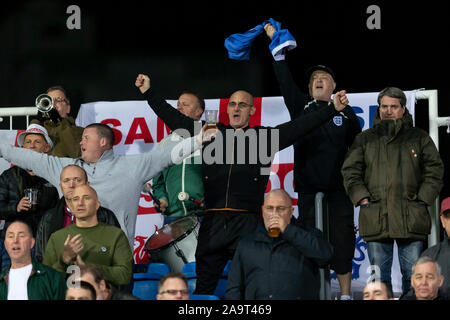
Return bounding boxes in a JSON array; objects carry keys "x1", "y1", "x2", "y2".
[{"x1": 342, "y1": 87, "x2": 444, "y2": 295}]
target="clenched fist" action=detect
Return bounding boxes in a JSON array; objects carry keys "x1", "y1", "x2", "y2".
[
  {"x1": 333, "y1": 90, "x2": 349, "y2": 112},
  {"x1": 264, "y1": 23, "x2": 276, "y2": 40},
  {"x1": 135, "y1": 74, "x2": 151, "y2": 94}
]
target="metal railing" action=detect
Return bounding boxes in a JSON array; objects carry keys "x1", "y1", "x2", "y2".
[{"x1": 0, "y1": 106, "x2": 36, "y2": 130}]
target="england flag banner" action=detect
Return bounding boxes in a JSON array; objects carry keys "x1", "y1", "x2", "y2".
[{"x1": 0, "y1": 90, "x2": 417, "y2": 295}]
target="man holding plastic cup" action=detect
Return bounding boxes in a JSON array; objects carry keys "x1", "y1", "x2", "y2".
[{"x1": 136, "y1": 73, "x2": 346, "y2": 295}]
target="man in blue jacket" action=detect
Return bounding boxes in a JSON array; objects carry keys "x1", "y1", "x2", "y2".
[{"x1": 225, "y1": 189, "x2": 333, "y2": 300}]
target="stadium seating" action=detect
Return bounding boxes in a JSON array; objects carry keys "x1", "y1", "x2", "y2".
[
  {"x1": 180, "y1": 260, "x2": 232, "y2": 299},
  {"x1": 190, "y1": 294, "x2": 220, "y2": 300},
  {"x1": 132, "y1": 262, "x2": 171, "y2": 300}
]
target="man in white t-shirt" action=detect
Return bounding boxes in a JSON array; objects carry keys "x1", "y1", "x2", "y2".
[{"x1": 0, "y1": 220, "x2": 66, "y2": 300}]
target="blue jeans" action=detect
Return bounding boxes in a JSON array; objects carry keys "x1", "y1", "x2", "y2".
[{"x1": 367, "y1": 239, "x2": 423, "y2": 294}]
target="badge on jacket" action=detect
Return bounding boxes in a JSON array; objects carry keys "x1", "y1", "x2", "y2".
[{"x1": 333, "y1": 116, "x2": 343, "y2": 126}]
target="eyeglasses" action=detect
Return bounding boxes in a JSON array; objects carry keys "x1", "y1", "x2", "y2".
[
  {"x1": 227, "y1": 101, "x2": 252, "y2": 108},
  {"x1": 263, "y1": 205, "x2": 290, "y2": 213},
  {"x1": 159, "y1": 289, "x2": 190, "y2": 296},
  {"x1": 54, "y1": 97, "x2": 70, "y2": 104}
]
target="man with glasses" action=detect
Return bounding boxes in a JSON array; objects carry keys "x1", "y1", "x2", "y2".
[
  {"x1": 136, "y1": 74, "x2": 346, "y2": 295},
  {"x1": 156, "y1": 272, "x2": 190, "y2": 300},
  {"x1": 32, "y1": 85, "x2": 84, "y2": 158},
  {"x1": 226, "y1": 189, "x2": 333, "y2": 300}
]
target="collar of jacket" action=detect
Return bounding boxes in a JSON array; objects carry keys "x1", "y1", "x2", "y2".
[
  {"x1": 80, "y1": 148, "x2": 115, "y2": 165},
  {"x1": 223, "y1": 123, "x2": 253, "y2": 132},
  {"x1": 0, "y1": 260, "x2": 47, "y2": 283},
  {"x1": 304, "y1": 99, "x2": 332, "y2": 110}
]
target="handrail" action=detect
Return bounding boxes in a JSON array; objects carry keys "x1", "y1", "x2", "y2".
[
  {"x1": 315, "y1": 192, "x2": 331, "y2": 300},
  {"x1": 0, "y1": 106, "x2": 36, "y2": 130}
]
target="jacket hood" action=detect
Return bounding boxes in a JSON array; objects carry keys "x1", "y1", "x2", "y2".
[{"x1": 373, "y1": 106, "x2": 414, "y2": 128}]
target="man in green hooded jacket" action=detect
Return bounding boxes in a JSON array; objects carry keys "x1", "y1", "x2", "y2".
[{"x1": 152, "y1": 92, "x2": 205, "y2": 225}]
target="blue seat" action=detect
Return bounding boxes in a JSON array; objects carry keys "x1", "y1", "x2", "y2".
[
  {"x1": 147, "y1": 262, "x2": 171, "y2": 276},
  {"x1": 221, "y1": 260, "x2": 232, "y2": 276},
  {"x1": 181, "y1": 262, "x2": 197, "y2": 293},
  {"x1": 186, "y1": 278, "x2": 197, "y2": 294},
  {"x1": 133, "y1": 279, "x2": 159, "y2": 300},
  {"x1": 190, "y1": 294, "x2": 220, "y2": 300},
  {"x1": 214, "y1": 260, "x2": 232, "y2": 299},
  {"x1": 134, "y1": 262, "x2": 171, "y2": 280},
  {"x1": 214, "y1": 278, "x2": 227, "y2": 299},
  {"x1": 181, "y1": 261, "x2": 196, "y2": 275},
  {"x1": 180, "y1": 261, "x2": 231, "y2": 298}
]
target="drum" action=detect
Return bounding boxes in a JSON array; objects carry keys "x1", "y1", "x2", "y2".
[{"x1": 145, "y1": 215, "x2": 200, "y2": 273}]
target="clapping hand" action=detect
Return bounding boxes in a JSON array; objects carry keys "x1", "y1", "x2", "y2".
[{"x1": 61, "y1": 234, "x2": 84, "y2": 265}]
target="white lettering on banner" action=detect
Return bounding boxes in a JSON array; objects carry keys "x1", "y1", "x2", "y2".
[{"x1": 72, "y1": 91, "x2": 416, "y2": 294}]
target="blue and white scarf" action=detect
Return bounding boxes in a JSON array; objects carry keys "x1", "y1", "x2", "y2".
[{"x1": 224, "y1": 18, "x2": 297, "y2": 61}]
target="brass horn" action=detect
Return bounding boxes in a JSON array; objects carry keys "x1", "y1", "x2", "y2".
[{"x1": 35, "y1": 94, "x2": 54, "y2": 113}]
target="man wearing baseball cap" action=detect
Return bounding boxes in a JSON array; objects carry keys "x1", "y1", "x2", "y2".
[
  {"x1": 0, "y1": 124, "x2": 59, "y2": 273},
  {"x1": 264, "y1": 23, "x2": 362, "y2": 299}
]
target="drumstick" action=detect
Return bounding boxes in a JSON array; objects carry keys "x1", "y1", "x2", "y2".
[{"x1": 142, "y1": 183, "x2": 162, "y2": 212}]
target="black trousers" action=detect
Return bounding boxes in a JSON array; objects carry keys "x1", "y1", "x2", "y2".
[
  {"x1": 194, "y1": 212, "x2": 260, "y2": 294},
  {"x1": 296, "y1": 191, "x2": 356, "y2": 275}
]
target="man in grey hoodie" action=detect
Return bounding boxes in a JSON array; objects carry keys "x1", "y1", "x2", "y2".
[{"x1": 0, "y1": 122, "x2": 212, "y2": 250}]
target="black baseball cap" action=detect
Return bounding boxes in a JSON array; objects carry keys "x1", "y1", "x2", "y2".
[{"x1": 306, "y1": 65, "x2": 336, "y2": 82}]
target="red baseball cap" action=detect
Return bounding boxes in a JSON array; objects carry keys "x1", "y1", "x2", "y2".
[{"x1": 440, "y1": 197, "x2": 450, "y2": 215}]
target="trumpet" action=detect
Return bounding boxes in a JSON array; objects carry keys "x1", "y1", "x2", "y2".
[{"x1": 35, "y1": 94, "x2": 54, "y2": 113}]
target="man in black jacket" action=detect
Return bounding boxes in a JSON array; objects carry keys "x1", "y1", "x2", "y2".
[
  {"x1": 225, "y1": 189, "x2": 333, "y2": 300},
  {"x1": 34, "y1": 164, "x2": 120, "y2": 262},
  {"x1": 264, "y1": 23, "x2": 362, "y2": 299},
  {"x1": 135, "y1": 74, "x2": 347, "y2": 294}
]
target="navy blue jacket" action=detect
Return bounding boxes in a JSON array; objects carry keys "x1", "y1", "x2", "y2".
[{"x1": 225, "y1": 222, "x2": 333, "y2": 300}]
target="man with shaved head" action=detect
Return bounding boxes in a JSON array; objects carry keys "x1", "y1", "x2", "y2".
[
  {"x1": 43, "y1": 184, "x2": 133, "y2": 288},
  {"x1": 136, "y1": 73, "x2": 346, "y2": 294},
  {"x1": 35, "y1": 164, "x2": 120, "y2": 262},
  {"x1": 226, "y1": 189, "x2": 333, "y2": 300}
]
